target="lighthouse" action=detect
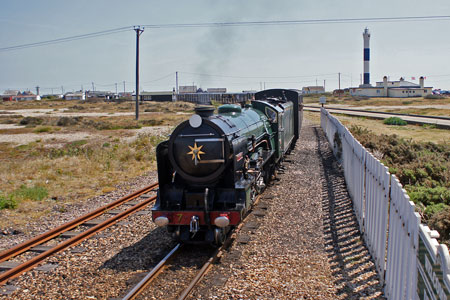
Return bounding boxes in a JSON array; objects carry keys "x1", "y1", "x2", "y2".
[{"x1": 362, "y1": 28, "x2": 371, "y2": 86}]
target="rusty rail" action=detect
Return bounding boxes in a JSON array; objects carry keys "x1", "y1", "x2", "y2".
[
  {"x1": 0, "y1": 183, "x2": 158, "y2": 286},
  {"x1": 121, "y1": 244, "x2": 181, "y2": 300}
]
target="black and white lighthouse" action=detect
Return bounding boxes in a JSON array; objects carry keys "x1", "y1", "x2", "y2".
[{"x1": 362, "y1": 28, "x2": 371, "y2": 86}]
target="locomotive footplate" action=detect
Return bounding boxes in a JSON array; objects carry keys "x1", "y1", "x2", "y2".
[{"x1": 152, "y1": 210, "x2": 241, "y2": 226}]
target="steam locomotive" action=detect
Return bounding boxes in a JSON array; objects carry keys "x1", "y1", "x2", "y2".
[{"x1": 152, "y1": 89, "x2": 303, "y2": 245}]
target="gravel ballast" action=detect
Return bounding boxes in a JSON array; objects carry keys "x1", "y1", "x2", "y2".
[
  {"x1": 0, "y1": 120, "x2": 385, "y2": 299},
  {"x1": 190, "y1": 121, "x2": 384, "y2": 299}
]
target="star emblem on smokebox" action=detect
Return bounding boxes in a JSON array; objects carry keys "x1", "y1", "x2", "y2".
[{"x1": 187, "y1": 142, "x2": 205, "y2": 162}]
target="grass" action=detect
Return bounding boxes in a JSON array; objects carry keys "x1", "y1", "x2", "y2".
[
  {"x1": 333, "y1": 114, "x2": 450, "y2": 144},
  {"x1": 0, "y1": 99, "x2": 196, "y2": 114},
  {"x1": 383, "y1": 117, "x2": 407, "y2": 126},
  {"x1": 302, "y1": 93, "x2": 450, "y2": 107},
  {"x1": 0, "y1": 100, "x2": 194, "y2": 229},
  {"x1": 0, "y1": 133, "x2": 168, "y2": 227}
]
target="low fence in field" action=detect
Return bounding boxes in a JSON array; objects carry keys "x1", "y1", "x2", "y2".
[{"x1": 320, "y1": 107, "x2": 450, "y2": 300}]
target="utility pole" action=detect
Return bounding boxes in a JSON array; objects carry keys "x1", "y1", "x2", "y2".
[
  {"x1": 338, "y1": 72, "x2": 341, "y2": 98},
  {"x1": 134, "y1": 26, "x2": 144, "y2": 120},
  {"x1": 316, "y1": 78, "x2": 318, "y2": 86},
  {"x1": 92, "y1": 82, "x2": 95, "y2": 91},
  {"x1": 61, "y1": 86, "x2": 64, "y2": 95},
  {"x1": 115, "y1": 83, "x2": 118, "y2": 95},
  {"x1": 323, "y1": 80, "x2": 326, "y2": 92},
  {"x1": 35, "y1": 86, "x2": 40, "y2": 96},
  {"x1": 176, "y1": 71, "x2": 179, "y2": 94}
]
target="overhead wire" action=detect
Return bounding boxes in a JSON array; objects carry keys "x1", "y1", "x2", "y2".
[
  {"x1": 1, "y1": 16, "x2": 450, "y2": 52},
  {"x1": 0, "y1": 26, "x2": 133, "y2": 52},
  {"x1": 142, "y1": 15, "x2": 450, "y2": 28}
]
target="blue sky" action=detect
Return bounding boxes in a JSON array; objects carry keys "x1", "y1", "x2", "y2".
[{"x1": 1, "y1": 0, "x2": 449, "y2": 93}]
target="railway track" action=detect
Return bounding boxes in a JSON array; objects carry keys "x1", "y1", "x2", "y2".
[
  {"x1": 0, "y1": 183, "x2": 158, "y2": 286},
  {"x1": 121, "y1": 195, "x2": 262, "y2": 300}
]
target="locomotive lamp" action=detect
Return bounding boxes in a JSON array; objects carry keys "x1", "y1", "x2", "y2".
[
  {"x1": 214, "y1": 216, "x2": 230, "y2": 228},
  {"x1": 154, "y1": 216, "x2": 169, "y2": 227}
]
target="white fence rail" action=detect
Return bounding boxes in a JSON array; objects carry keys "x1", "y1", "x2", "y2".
[{"x1": 320, "y1": 108, "x2": 450, "y2": 300}]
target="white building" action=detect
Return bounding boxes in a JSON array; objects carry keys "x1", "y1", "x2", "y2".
[
  {"x1": 350, "y1": 76, "x2": 432, "y2": 98},
  {"x1": 302, "y1": 86, "x2": 325, "y2": 94},
  {"x1": 64, "y1": 92, "x2": 85, "y2": 100},
  {"x1": 179, "y1": 85, "x2": 197, "y2": 94},
  {"x1": 14, "y1": 91, "x2": 41, "y2": 101}
]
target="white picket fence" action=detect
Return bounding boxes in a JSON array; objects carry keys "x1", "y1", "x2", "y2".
[{"x1": 320, "y1": 108, "x2": 450, "y2": 299}]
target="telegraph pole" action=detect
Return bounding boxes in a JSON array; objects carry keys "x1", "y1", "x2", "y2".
[
  {"x1": 123, "y1": 81, "x2": 126, "y2": 93},
  {"x1": 175, "y1": 71, "x2": 179, "y2": 94},
  {"x1": 338, "y1": 72, "x2": 341, "y2": 97},
  {"x1": 134, "y1": 26, "x2": 144, "y2": 120},
  {"x1": 35, "y1": 86, "x2": 40, "y2": 96}
]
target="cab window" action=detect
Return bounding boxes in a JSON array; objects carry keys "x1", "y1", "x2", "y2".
[{"x1": 265, "y1": 107, "x2": 277, "y2": 123}]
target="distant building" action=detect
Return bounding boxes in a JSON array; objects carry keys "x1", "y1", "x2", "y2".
[
  {"x1": 1, "y1": 90, "x2": 19, "y2": 101},
  {"x1": 140, "y1": 91, "x2": 174, "y2": 102},
  {"x1": 206, "y1": 88, "x2": 227, "y2": 93},
  {"x1": 13, "y1": 91, "x2": 41, "y2": 101},
  {"x1": 302, "y1": 86, "x2": 325, "y2": 94},
  {"x1": 64, "y1": 92, "x2": 85, "y2": 100},
  {"x1": 42, "y1": 94, "x2": 63, "y2": 99},
  {"x1": 85, "y1": 90, "x2": 115, "y2": 99},
  {"x1": 179, "y1": 85, "x2": 197, "y2": 94},
  {"x1": 118, "y1": 92, "x2": 133, "y2": 100},
  {"x1": 350, "y1": 76, "x2": 432, "y2": 98}
]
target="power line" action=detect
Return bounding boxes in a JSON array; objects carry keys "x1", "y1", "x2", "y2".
[
  {"x1": 142, "y1": 15, "x2": 450, "y2": 28},
  {"x1": 0, "y1": 26, "x2": 133, "y2": 52},
  {"x1": 1, "y1": 16, "x2": 449, "y2": 52},
  {"x1": 179, "y1": 71, "x2": 338, "y2": 79}
]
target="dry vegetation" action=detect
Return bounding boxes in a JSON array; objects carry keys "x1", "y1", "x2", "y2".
[
  {"x1": 305, "y1": 110, "x2": 450, "y2": 245},
  {"x1": 336, "y1": 115, "x2": 450, "y2": 144},
  {"x1": 0, "y1": 99, "x2": 195, "y2": 229},
  {"x1": 302, "y1": 93, "x2": 450, "y2": 110},
  {"x1": 350, "y1": 126, "x2": 450, "y2": 245}
]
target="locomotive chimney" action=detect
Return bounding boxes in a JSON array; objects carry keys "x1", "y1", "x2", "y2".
[{"x1": 195, "y1": 106, "x2": 215, "y2": 118}]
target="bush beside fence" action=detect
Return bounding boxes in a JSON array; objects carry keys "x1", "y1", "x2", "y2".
[{"x1": 320, "y1": 107, "x2": 450, "y2": 300}]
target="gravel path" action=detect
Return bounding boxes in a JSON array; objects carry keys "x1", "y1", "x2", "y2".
[{"x1": 0, "y1": 120, "x2": 385, "y2": 299}]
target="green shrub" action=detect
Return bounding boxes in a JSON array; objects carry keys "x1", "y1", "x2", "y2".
[
  {"x1": 0, "y1": 193, "x2": 17, "y2": 209},
  {"x1": 383, "y1": 117, "x2": 407, "y2": 126},
  {"x1": 13, "y1": 185, "x2": 48, "y2": 201},
  {"x1": 424, "y1": 203, "x2": 449, "y2": 219},
  {"x1": 425, "y1": 94, "x2": 444, "y2": 100},
  {"x1": 429, "y1": 206, "x2": 450, "y2": 242},
  {"x1": 20, "y1": 116, "x2": 43, "y2": 126},
  {"x1": 406, "y1": 186, "x2": 450, "y2": 206},
  {"x1": 57, "y1": 116, "x2": 82, "y2": 126},
  {"x1": 33, "y1": 126, "x2": 52, "y2": 133}
]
